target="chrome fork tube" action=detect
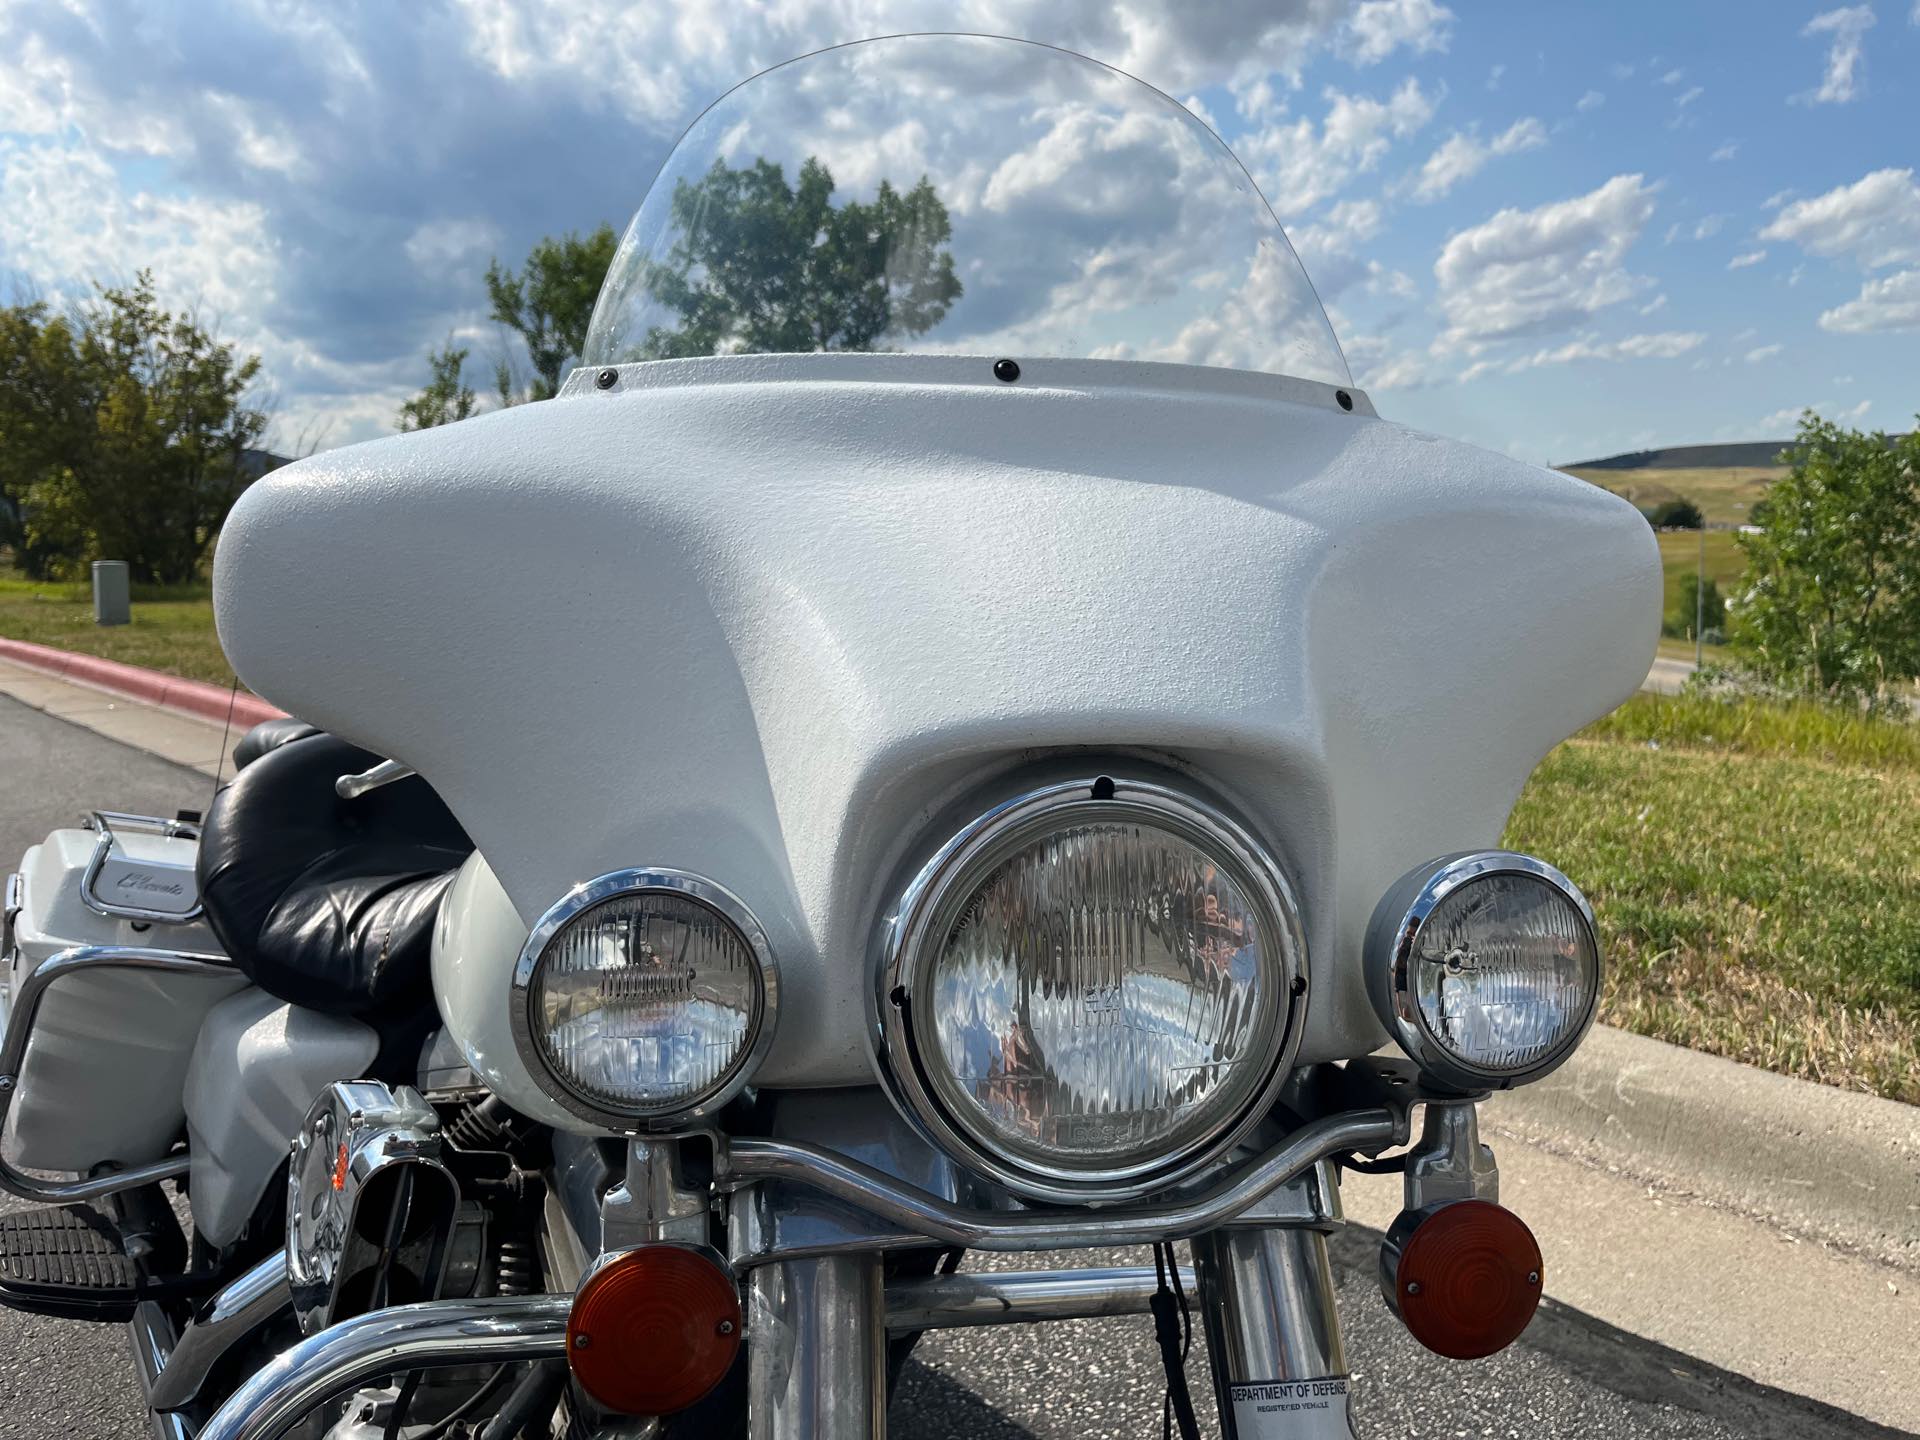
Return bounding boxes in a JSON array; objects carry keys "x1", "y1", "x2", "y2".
[
  {"x1": 747, "y1": 1255, "x2": 887, "y2": 1440},
  {"x1": 1193, "y1": 1228, "x2": 1356, "y2": 1439}
]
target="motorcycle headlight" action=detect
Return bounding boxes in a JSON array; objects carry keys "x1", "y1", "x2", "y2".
[
  {"x1": 1366, "y1": 852, "x2": 1600, "y2": 1090},
  {"x1": 874, "y1": 776, "x2": 1308, "y2": 1204},
  {"x1": 511, "y1": 870, "x2": 777, "y2": 1128}
]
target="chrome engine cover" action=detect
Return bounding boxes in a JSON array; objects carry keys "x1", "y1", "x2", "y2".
[{"x1": 287, "y1": 1081, "x2": 458, "y2": 1335}]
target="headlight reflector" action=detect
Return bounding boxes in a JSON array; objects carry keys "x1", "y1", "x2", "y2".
[
  {"x1": 512, "y1": 871, "x2": 775, "y2": 1126},
  {"x1": 1368, "y1": 852, "x2": 1599, "y2": 1089},
  {"x1": 877, "y1": 777, "x2": 1306, "y2": 1202}
]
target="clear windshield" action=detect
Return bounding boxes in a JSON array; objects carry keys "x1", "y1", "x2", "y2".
[{"x1": 583, "y1": 35, "x2": 1350, "y2": 386}]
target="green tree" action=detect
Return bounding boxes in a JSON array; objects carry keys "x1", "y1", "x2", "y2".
[
  {"x1": 485, "y1": 225, "x2": 618, "y2": 403},
  {"x1": 397, "y1": 338, "x2": 477, "y2": 431},
  {"x1": 632, "y1": 156, "x2": 962, "y2": 360},
  {"x1": 21, "y1": 273, "x2": 267, "y2": 584},
  {"x1": 0, "y1": 301, "x2": 93, "y2": 577},
  {"x1": 1735, "y1": 411, "x2": 1920, "y2": 699},
  {"x1": 1663, "y1": 570, "x2": 1726, "y2": 640}
]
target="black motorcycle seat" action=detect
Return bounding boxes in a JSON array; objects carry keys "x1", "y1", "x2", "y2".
[
  {"x1": 196, "y1": 730, "x2": 473, "y2": 1017},
  {"x1": 231, "y1": 715, "x2": 321, "y2": 769}
]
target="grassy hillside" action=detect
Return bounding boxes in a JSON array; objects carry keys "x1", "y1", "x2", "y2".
[{"x1": 1563, "y1": 464, "x2": 1782, "y2": 528}]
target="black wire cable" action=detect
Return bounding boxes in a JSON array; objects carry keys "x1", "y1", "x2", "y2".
[{"x1": 1151, "y1": 1242, "x2": 1201, "y2": 1440}]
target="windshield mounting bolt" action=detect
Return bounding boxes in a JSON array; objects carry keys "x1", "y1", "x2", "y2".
[
  {"x1": 992, "y1": 358, "x2": 1021, "y2": 384},
  {"x1": 595, "y1": 368, "x2": 619, "y2": 390}
]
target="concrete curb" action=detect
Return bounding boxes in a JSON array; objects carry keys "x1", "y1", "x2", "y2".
[
  {"x1": 0, "y1": 637, "x2": 283, "y2": 730},
  {"x1": 1490, "y1": 1024, "x2": 1920, "y2": 1270}
]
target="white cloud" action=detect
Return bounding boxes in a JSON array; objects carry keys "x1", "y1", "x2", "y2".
[
  {"x1": 1794, "y1": 5, "x2": 1876, "y2": 105},
  {"x1": 1342, "y1": 0, "x2": 1454, "y2": 65},
  {"x1": 1639, "y1": 293, "x2": 1668, "y2": 315},
  {"x1": 1728, "y1": 250, "x2": 1768, "y2": 269},
  {"x1": 1576, "y1": 90, "x2": 1605, "y2": 112},
  {"x1": 1486, "y1": 63, "x2": 1505, "y2": 90},
  {"x1": 1819, "y1": 268, "x2": 1920, "y2": 331},
  {"x1": 460, "y1": 0, "x2": 1367, "y2": 107},
  {"x1": 1504, "y1": 330, "x2": 1706, "y2": 371},
  {"x1": 1240, "y1": 77, "x2": 1440, "y2": 214},
  {"x1": 1745, "y1": 343, "x2": 1784, "y2": 362},
  {"x1": 1760, "y1": 398, "x2": 1870, "y2": 431},
  {"x1": 1760, "y1": 168, "x2": 1920, "y2": 268},
  {"x1": 1710, "y1": 141, "x2": 1739, "y2": 161},
  {"x1": 1666, "y1": 213, "x2": 1725, "y2": 243},
  {"x1": 1408, "y1": 117, "x2": 1545, "y2": 202},
  {"x1": 1674, "y1": 85, "x2": 1704, "y2": 107},
  {"x1": 0, "y1": 140, "x2": 276, "y2": 325},
  {"x1": 404, "y1": 218, "x2": 502, "y2": 271},
  {"x1": 1660, "y1": 67, "x2": 1685, "y2": 85},
  {"x1": 1291, "y1": 198, "x2": 1385, "y2": 258},
  {"x1": 1762, "y1": 188, "x2": 1795, "y2": 210},
  {"x1": 1610, "y1": 62, "x2": 1636, "y2": 80},
  {"x1": 1433, "y1": 174, "x2": 1660, "y2": 346}
]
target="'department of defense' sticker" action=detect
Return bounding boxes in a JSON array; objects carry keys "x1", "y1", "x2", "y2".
[{"x1": 1227, "y1": 1377, "x2": 1356, "y2": 1438}]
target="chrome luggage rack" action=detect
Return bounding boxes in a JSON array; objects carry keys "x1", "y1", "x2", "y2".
[{"x1": 78, "y1": 810, "x2": 206, "y2": 925}]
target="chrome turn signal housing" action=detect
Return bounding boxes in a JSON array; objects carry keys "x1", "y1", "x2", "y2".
[
  {"x1": 1365, "y1": 851, "x2": 1600, "y2": 1091},
  {"x1": 873, "y1": 774, "x2": 1308, "y2": 1204},
  {"x1": 511, "y1": 870, "x2": 778, "y2": 1128}
]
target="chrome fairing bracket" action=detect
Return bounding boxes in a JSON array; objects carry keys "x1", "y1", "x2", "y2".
[
  {"x1": 721, "y1": 1109, "x2": 1402, "y2": 1258},
  {"x1": 1401, "y1": 1100, "x2": 1499, "y2": 1210},
  {"x1": 722, "y1": 1061, "x2": 1443, "y2": 1266}
]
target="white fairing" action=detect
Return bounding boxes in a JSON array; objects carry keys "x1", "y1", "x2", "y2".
[{"x1": 215, "y1": 355, "x2": 1659, "y2": 1121}]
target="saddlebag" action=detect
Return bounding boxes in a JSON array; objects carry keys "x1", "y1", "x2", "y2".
[{"x1": 2, "y1": 815, "x2": 245, "y2": 1173}]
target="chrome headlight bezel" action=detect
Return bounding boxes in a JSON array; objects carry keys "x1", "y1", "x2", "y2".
[
  {"x1": 1366, "y1": 851, "x2": 1600, "y2": 1092},
  {"x1": 872, "y1": 773, "x2": 1309, "y2": 1205},
  {"x1": 510, "y1": 868, "x2": 779, "y2": 1131}
]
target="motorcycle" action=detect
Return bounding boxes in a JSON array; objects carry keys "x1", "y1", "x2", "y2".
[{"x1": 0, "y1": 34, "x2": 1658, "y2": 1440}]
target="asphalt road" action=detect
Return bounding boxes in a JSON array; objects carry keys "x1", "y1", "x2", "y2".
[{"x1": 0, "y1": 695, "x2": 1901, "y2": 1440}]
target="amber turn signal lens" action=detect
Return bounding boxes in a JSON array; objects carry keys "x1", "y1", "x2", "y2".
[
  {"x1": 1381, "y1": 1200, "x2": 1543, "y2": 1361},
  {"x1": 567, "y1": 1245, "x2": 742, "y2": 1415}
]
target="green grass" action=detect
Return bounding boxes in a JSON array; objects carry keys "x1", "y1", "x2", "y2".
[
  {"x1": 0, "y1": 568, "x2": 238, "y2": 686},
  {"x1": 1507, "y1": 690, "x2": 1920, "y2": 1103}
]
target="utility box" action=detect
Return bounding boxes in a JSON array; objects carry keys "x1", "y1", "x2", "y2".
[{"x1": 92, "y1": 559, "x2": 130, "y2": 626}]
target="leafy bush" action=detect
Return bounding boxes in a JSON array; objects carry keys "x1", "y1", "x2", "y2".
[
  {"x1": 1646, "y1": 497, "x2": 1703, "y2": 529},
  {"x1": 1661, "y1": 569, "x2": 1726, "y2": 639},
  {"x1": 1735, "y1": 411, "x2": 1920, "y2": 700}
]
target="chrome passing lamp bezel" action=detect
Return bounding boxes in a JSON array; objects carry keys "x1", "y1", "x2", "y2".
[
  {"x1": 510, "y1": 868, "x2": 779, "y2": 1131},
  {"x1": 1365, "y1": 851, "x2": 1600, "y2": 1092},
  {"x1": 872, "y1": 773, "x2": 1309, "y2": 1205}
]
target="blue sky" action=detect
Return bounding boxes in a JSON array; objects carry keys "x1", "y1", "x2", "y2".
[{"x1": 1, "y1": 1, "x2": 1915, "y2": 463}]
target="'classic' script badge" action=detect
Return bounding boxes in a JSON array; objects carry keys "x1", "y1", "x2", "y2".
[{"x1": 1227, "y1": 1377, "x2": 1355, "y2": 1439}]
